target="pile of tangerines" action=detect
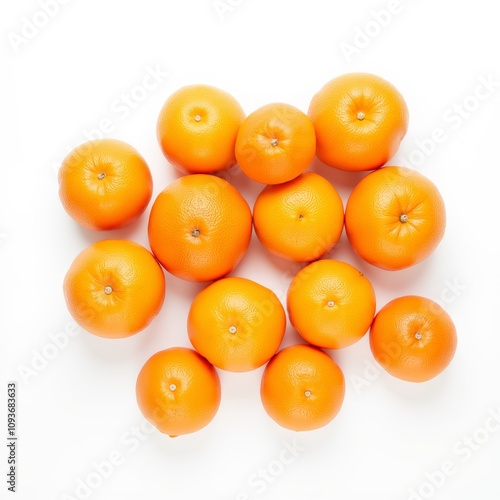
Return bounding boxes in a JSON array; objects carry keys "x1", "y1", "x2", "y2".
[{"x1": 58, "y1": 73, "x2": 457, "y2": 437}]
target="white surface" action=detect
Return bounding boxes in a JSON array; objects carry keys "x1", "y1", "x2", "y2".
[{"x1": 1, "y1": 1, "x2": 500, "y2": 499}]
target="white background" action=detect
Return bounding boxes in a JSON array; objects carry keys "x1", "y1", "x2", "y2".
[{"x1": 1, "y1": 1, "x2": 500, "y2": 499}]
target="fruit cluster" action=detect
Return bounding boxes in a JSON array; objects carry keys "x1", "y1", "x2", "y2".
[{"x1": 59, "y1": 73, "x2": 457, "y2": 436}]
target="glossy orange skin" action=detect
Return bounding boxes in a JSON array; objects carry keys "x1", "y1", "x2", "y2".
[
  {"x1": 253, "y1": 172, "x2": 344, "y2": 262},
  {"x1": 188, "y1": 277, "x2": 286, "y2": 372},
  {"x1": 63, "y1": 239, "x2": 165, "y2": 338},
  {"x1": 370, "y1": 296, "x2": 457, "y2": 382},
  {"x1": 136, "y1": 348, "x2": 221, "y2": 437},
  {"x1": 308, "y1": 73, "x2": 408, "y2": 171},
  {"x1": 260, "y1": 344, "x2": 345, "y2": 431},
  {"x1": 157, "y1": 84, "x2": 245, "y2": 173},
  {"x1": 148, "y1": 174, "x2": 252, "y2": 282},
  {"x1": 345, "y1": 166, "x2": 446, "y2": 270},
  {"x1": 287, "y1": 259, "x2": 376, "y2": 349},
  {"x1": 235, "y1": 103, "x2": 316, "y2": 184},
  {"x1": 58, "y1": 139, "x2": 152, "y2": 230}
]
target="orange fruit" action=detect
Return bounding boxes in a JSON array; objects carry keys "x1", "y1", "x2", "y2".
[
  {"x1": 58, "y1": 139, "x2": 152, "y2": 230},
  {"x1": 148, "y1": 174, "x2": 252, "y2": 282},
  {"x1": 308, "y1": 73, "x2": 408, "y2": 171},
  {"x1": 253, "y1": 172, "x2": 344, "y2": 262},
  {"x1": 157, "y1": 84, "x2": 245, "y2": 173},
  {"x1": 188, "y1": 277, "x2": 286, "y2": 372},
  {"x1": 235, "y1": 103, "x2": 316, "y2": 184},
  {"x1": 63, "y1": 239, "x2": 165, "y2": 338},
  {"x1": 260, "y1": 344, "x2": 345, "y2": 431},
  {"x1": 345, "y1": 166, "x2": 446, "y2": 270},
  {"x1": 287, "y1": 259, "x2": 376, "y2": 349},
  {"x1": 136, "y1": 347, "x2": 221, "y2": 436},
  {"x1": 369, "y1": 295, "x2": 457, "y2": 382}
]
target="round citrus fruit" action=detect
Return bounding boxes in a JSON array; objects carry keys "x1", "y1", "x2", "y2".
[
  {"x1": 188, "y1": 277, "x2": 286, "y2": 372},
  {"x1": 235, "y1": 103, "x2": 316, "y2": 184},
  {"x1": 369, "y1": 295, "x2": 457, "y2": 382},
  {"x1": 148, "y1": 174, "x2": 252, "y2": 282},
  {"x1": 287, "y1": 259, "x2": 376, "y2": 349},
  {"x1": 253, "y1": 172, "x2": 344, "y2": 262},
  {"x1": 308, "y1": 73, "x2": 408, "y2": 171},
  {"x1": 157, "y1": 84, "x2": 245, "y2": 173},
  {"x1": 63, "y1": 239, "x2": 165, "y2": 338},
  {"x1": 260, "y1": 344, "x2": 345, "y2": 431},
  {"x1": 136, "y1": 347, "x2": 221, "y2": 436},
  {"x1": 58, "y1": 139, "x2": 152, "y2": 230},
  {"x1": 345, "y1": 166, "x2": 446, "y2": 270}
]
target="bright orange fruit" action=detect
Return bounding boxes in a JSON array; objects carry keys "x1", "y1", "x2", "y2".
[
  {"x1": 157, "y1": 84, "x2": 245, "y2": 173},
  {"x1": 58, "y1": 139, "x2": 152, "y2": 230},
  {"x1": 287, "y1": 259, "x2": 376, "y2": 349},
  {"x1": 308, "y1": 73, "x2": 408, "y2": 171},
  {"x1": 370, "y1": 295, "x2": 457, "y2": 382},
  {"x1": 235, "y1": 103, "x2": 316, "y2": 184},
  {"x1": 63, "y1": 239, "x2": 165, "y2": 338},
  {"x1": 253, "y1": 172, "x2": 344, "y2": 262},
  {"x1": 260, "y1": 344, "x2": 345, "y2": 431},
  {"x1": 148, "y1": 174, "x2": 252, "y2": 282},
  {"x1": 345, "y1": 166, "x2": 446, "y2": 270},
  {"x1": 136, "y1": 347, "x2": 221, "y2": 436},
  {"x1": 188, "y1": 277, "x2": 286, "y2": 372}
]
